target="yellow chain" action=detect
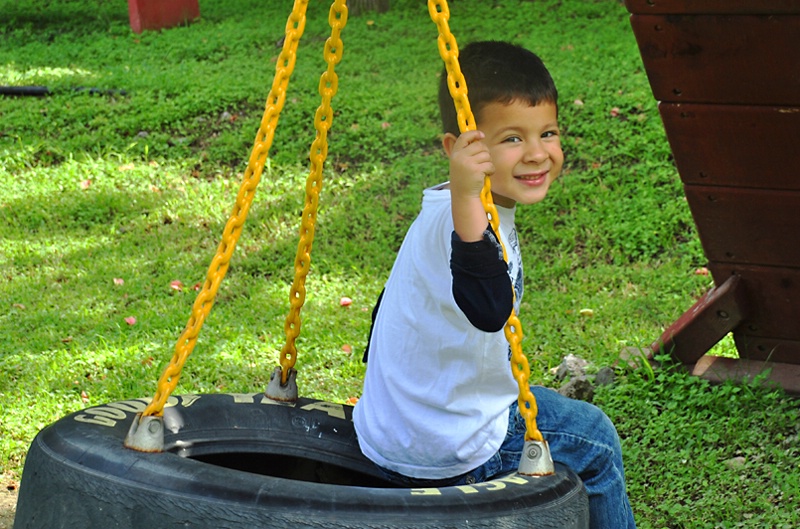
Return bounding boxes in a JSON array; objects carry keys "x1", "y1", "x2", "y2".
[
  {"x1": 142, "y1": 0, "x2": 310, "y2": 417},
  {"x1": 427, "y1": 0, "x2": 543, "y2": 442},
  {"x1": 278, "y1": 0, "x2": 348, "y2": 384}
]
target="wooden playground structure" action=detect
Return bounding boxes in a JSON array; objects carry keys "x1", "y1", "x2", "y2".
[{"x1": 624, "y1": 0, "x2": 800, "y2": 392}]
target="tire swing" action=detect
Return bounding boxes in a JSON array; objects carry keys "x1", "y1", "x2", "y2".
[{"x1": 14, "y1": 1, "x2": 588, "y2": 528}]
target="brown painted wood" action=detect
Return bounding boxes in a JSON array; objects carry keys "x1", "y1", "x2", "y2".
[
  {"x1": 660, "y1": 104, "x2": 800, "y2": 190},
  {"x1": 690, "y1": 355, "x2": 800, "y2": 395},
  {"x1": 626, "y1": 3, "x2": 800, "y2": 380},
  {"x1": 630, "y1": 14, "x2": 800, "y2": 105},
  {"x1": 625, "y1": 0, "x2": 800, "y2": 15},
  {"x1": 684, "y1": 186, "x2": 800, "y2": 268},
  {"x1": 651, "y1": 275, "x2": 746, "y2": 363},
  {"x1": 733, "y1": 335, "x2": 800, "y2": 363},
  {"x1": 710, "y1": 265, "x2": 800, "y2": 343}
]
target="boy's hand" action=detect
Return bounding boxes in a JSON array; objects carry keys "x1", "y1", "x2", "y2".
[
  {"x1": 448, "y1": 130, "x2": 494, "y2": 199},
  {"x1": 448, "y1": 130, "x2": 494, "y2": 242}
]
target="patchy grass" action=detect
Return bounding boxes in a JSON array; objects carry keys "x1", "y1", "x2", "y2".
[{"x1": 1, "y1": 1, "x2": 796, "y2": 527}]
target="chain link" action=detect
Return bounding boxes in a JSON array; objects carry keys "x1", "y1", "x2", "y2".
[
  {"x1": 141, "y1": 0, "x2": 539, "y2": 438},
  {"x1": 278, "y1": 0, "x2": 349, "y2": 384},
  {"x1": 142, "y1": 0, "x2": 311, "y2": 417},
  {"x1": 427, "y1": 0, "x2": 543, "y2": 442}
]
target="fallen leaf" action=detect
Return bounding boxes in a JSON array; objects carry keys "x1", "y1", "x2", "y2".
[
  {"x1": 345, "y1": 397, "x2": 359, "y2": 406},
  {"x1": 339, "y1": 296, "x2": 353, "y2": 307},
  {"x1": 694, "y1": 267, "x2": 710, "y2": 276},
  {"x1": 579, "y1": 308, "x2": 594, "y2": 317},
  {"x1": 141, "y1": 357, "x2": 154, "y2": 367},
  {"x1": 610, "y1": 107, "x2": 621, "y2": 118},
  {"x1": 62, "y1": 336, "x2": 74, "y2": 343},
  {"x1": 170, "y1": 280, "x2": 184, "y2": 292},
  {"x1": 79, "y1": 179, "x2": 92, "y2": 190},
  {"x1": 113, "y1": 277, "x2": 124, "y2": 285},
  {"x1": 12, "y1": 303, "x2": 26, "y2": 310},
  {"x1": 342, "y1": 344, "x2": 352, "y2": 354},
  {"x1": 81, "y1": 391, "x2": 89, "y2": 403},
  {"x1": 124, "y1": 316, "x2": 137, "y2": 325},
  {"x1": 192, "y1": 282, "x2": 202, "y2": 291},
  {"x1": 381, "y1": 122, "x2": 391, "y2": 129},
  {"x1": 573, "y1": 99, "x2": 584, "y2": 107}
]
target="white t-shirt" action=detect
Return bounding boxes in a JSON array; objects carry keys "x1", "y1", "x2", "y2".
[{"x1": 353, "y1": 184, "x2": 522, "y2": 479}]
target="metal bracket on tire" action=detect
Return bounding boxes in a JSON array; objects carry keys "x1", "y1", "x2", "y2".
[
  {"x1": 123, "y1": 413, "x2": 165, "y2": 452},
  {"x1": 264, "y1": 366, "x2": 298, "y2": 403},
  {"x1": 518, "y1": 439, "x2": 555, "y2": 476}
]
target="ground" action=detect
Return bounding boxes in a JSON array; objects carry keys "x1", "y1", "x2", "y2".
[{"x1": 0, "y1": 476, "x2": 18, "y2": 529}]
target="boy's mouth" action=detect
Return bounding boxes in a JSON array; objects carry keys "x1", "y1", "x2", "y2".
[{"x1": 515, "y1": 170, "x2": 548, "y2": 183}]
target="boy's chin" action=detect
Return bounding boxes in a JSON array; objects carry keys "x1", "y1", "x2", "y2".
[{"x1": 512, "y1": 192, "x2": 551, "y2": 206}]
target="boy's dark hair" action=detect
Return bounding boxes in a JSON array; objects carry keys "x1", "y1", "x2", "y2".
[{"x1": 438, "y1": 41, "x2": 558, "y2": 136}]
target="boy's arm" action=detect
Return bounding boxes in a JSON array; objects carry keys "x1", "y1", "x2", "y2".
[
  {"x1": 450, "y1": 226, "x2": 512, "y2": 333},
  {"x1": 447, "y1": 130, "x2": 494, "y2": 242},
  {"x1": 446, "y1": 129, "x2": 512, "y2": 332}
]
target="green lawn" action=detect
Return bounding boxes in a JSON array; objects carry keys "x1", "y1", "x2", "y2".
[{"x1": 1, "y1": 0, "x2": 798, "y2": 527}]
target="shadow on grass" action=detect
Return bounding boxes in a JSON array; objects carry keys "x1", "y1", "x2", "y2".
[
  {"x1": 0, "y1": 159, "x2": 425, "y2": 360},
  {"x1": 1, "y1": 2, "x2": 129, "y2": 36}
]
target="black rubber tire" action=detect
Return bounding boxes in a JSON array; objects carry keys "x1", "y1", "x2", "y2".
[{"x1": 14, "y1": 393, "x2": 589, "y2": 528}]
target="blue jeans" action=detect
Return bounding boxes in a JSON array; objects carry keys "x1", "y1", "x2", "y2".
[{"x1": 375, "y1": 386, "x2": 636, "y2": 529}]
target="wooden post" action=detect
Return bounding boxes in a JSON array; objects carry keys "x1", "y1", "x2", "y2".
[
  {"x1": 128, "y1": 0, "x2": 200, "y2": 34},
  {"x1": 624, "y1": 0, "x2": 800, "y2": 393}
]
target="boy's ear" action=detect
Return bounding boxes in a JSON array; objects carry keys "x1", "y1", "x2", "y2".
[{"x1": 442, "y1": 132, "x2": 458, "y2": 157}]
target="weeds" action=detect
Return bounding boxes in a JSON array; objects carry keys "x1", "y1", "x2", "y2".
[{"x1": 1, "y1": 0, "x2": 797, "y2": 527}]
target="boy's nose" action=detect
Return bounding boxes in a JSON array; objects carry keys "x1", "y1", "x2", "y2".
[{"x1": 523, "y1": 141, "x2": 548, "y2": 164}]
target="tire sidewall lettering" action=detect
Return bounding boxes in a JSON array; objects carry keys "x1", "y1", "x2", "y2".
[
  {"x1": 411, "y1": 474, "x2": 534, "y2": 497},
  {"x1": 72, "y1": 393, "x2": 346, "y2": 428}
]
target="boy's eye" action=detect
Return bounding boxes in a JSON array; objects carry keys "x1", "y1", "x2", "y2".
[
  {"x1": 503, "y1": 136, "x2": 522, "y2": 143},
  {"x1": 542, "y1": 130, "x2": 560, "y2": 138}
]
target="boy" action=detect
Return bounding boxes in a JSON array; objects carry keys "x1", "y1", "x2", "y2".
[{"x1": 353, "y1": 41, "x2": 636, "y2": 528}]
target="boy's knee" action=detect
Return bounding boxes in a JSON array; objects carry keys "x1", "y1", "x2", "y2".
[{"x1": 531, "y1": 386, "x2": 620, "y2": 445}]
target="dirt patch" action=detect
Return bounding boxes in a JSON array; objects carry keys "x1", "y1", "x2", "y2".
[{"x1": 0, "y1": 477, "x2": 19, "y2": 529}]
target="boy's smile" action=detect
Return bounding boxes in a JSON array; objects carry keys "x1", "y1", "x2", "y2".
[{"x1": 477, "y1": 100, "x2": 563, "y2": 208}]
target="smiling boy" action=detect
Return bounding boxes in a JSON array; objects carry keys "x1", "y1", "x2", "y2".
[{"x1": 353, "y1": 41, "x2": 636, "y2": 528}]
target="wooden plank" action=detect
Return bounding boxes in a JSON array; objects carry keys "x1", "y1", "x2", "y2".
[
  {"x1": 733, "y1": 335, "x2": 800, "y2": 363},
  {"x1": 651, "y1": 275, "x2": 747, "y2": 364},
  {"x1": 625, "y1": 0, "x2": 800, "y2": 15},
  {"x1": 660, "y1": 104, "x2": 800, "y2": 190},
  {"x1": 630, "y1": 14, "x2": 800, "y2": 105},
  {"x1": 690, "y1": 355, "x2": 800, "y2": 394},
  {"x1": 710, "y1": 264, "x2": 800, "y2": 343},
  {"x1": 684, "y1": 186, "x2": 800, "y2": 267}
]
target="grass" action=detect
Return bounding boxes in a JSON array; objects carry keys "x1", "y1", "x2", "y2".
[{"x1": 1, "y1": 0, "x2": 798, "y2": 527}]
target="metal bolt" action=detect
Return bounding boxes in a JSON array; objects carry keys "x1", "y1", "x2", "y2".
[{"x1": 518, "y1": 440, "x2": 555, "y2": 476}]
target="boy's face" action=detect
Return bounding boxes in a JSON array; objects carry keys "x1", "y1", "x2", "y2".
[{"x1": 476, "y1": 100, "x2": 563, "y2": 208}]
